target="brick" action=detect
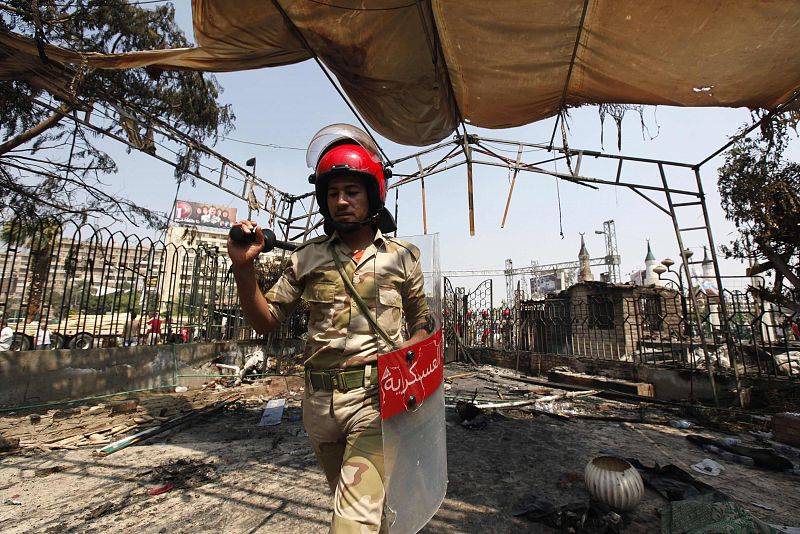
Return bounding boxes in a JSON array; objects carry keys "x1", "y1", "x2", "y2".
[
  {"x1": 109, "y1": 400, "x2": 138, "y2": 414},
  {"x1": 773, "y1": 413, "x2": 800, "y2": 448}
]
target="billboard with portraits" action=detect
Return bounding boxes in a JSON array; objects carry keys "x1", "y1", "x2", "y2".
[
  {"x1": 173, "y1": 200, "x2": 237, "y2": 230},
  {"x1": 531, "y1": 271, "x2": 563, "y2": 295}
]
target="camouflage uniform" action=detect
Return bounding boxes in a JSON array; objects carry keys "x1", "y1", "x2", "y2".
[{"x1": 266, "y1": 229, "x2": 429, "y2": 533}]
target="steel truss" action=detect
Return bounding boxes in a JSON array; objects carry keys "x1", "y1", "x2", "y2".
[{"x1": 25, "y1": 97, "x2": 325, "y2": 245}]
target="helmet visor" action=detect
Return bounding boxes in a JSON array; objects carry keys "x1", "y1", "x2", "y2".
[{"x1": 306, "y1": 123, "x2": 383, "y2": 169}]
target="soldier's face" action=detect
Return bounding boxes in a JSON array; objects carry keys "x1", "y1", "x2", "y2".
[{"x1": 327, "y1": 175, "x2": 369, "y2": 222}]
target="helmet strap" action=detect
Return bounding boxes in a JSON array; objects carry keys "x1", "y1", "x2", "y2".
[{"x1": 325, "y1": 211, "x2": 380, "y2": 235}]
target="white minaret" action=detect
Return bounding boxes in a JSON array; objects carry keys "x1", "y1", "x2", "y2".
[
  {"x1": 702, "y1": 246, "x2": 714, "y2": 280},
  {"x1": 702, "y1": 246, "x2": 721, "y2": 330},
  {"x1": 643, "y1": 240, "x2": 660, "y2": 286},
  {"x1": 578, "y1": 233, "x2": 594, "y2": 282}
]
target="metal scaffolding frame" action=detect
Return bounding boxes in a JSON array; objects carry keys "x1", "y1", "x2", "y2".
[
  {"x1": 384, "y1": 131, "x2": 758, "y2": 405},
  {"x1": 24, "y1": 96, "x2": 326, "y2": 246}
]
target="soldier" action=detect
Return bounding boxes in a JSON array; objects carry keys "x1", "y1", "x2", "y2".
[{"x1": 228, "y1": 124, "x2": 431, "y2": 533}]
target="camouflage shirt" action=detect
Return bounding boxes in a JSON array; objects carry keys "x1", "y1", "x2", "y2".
[{"x1": 265, "y1": 230, "x2": 430, "y2": 370}]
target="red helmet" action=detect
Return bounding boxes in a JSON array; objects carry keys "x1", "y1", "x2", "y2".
[
  {"x1": 307, "y1": 124, "x2": 394, "y2": 232},
  {"x1": 314, "y1": 143, "x2": 387, "y2": 214}
]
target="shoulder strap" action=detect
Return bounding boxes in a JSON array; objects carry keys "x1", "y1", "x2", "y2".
[
  {"x1": 293, "y1": 234, "x2": 331, "y2": 253},
  {"x1": 331, "y1": 250, "x2": 398, "y2": 350},
  {"x1": 385, "y1": 237, "x2": 420, "y2": 261}
]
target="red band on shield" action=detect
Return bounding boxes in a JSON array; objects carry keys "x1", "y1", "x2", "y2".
[{"x1": 378, "y1": 328, "x2": 443, "y2": 420}]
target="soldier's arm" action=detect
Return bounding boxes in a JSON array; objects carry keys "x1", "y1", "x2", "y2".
[{"x1": 228, "y1": 221, "x2": 280, "y2": 335}]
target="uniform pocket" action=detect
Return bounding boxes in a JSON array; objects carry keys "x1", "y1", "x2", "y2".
[
  {"x1": 303, "y1": 282, "x2": 336, "y2": 303},
  {"x1": 378, "y1": 286, "x2": 403, "y2": 337},
  {"x1": 303, "y1": 282, "x2": 337, "y2": 331},
  {"x1": 378, "y1": 286, "x2": 402, "y2": 308}
]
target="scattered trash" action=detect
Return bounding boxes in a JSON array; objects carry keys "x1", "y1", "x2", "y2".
[
  {"x1": 239, "y1": 349, "x2": 266, "y2": 384},
  {"x1": 473, "y1": 389, "x2": 598, "y2": 410},
  {"x1": 687, "y1": 435, "x2": 793, "y2": 471},
  {"x1": 52, "y1": 408, "x2": 81, "y2": 420},
  {"x1": 147, "y1": 483, "x2": 174, "y2": 496},
  {"x1": 769, "y1": 440, "x2": 800, "y2": 460},
  {"x1": 585, "y1": 456, "x2": 644, "y2": 512},
  {"x1": 4, "y1": 496, "x2": 22, "y2": 505},
  {"x1": 174, "y1": 386, "x2": 188, "y2": 393},
  {"x1": 669, "y1": 420, "x2": 694, "y2": 429},
  {"x1": 0, "y1": 436, "x2": 20, "y2": 452},
  {"x1": 628, "y1": 459, "x2": 726, "y2": 502},
  {"x1": 691, "y1": 458, "x2": 723, "y2": 477},
  {"x1": 147, "y1": 458, "x2": 217, "y2": 490},
  {"x1": 512, "y1": 495, "x2": 589, "y2": 529},
  {"x1": 699, "y1": 444, "x2": 756, "y2": 466},
  {"x1": 29, "y1": 414, "x2": 41, "y2": 424},
  {"x1": 750, "y1": 502, "x2": 776, "y2": 511},
  {"x1": 95, "y1": 396, "x2": 240, "y2": 456},
  {"x1": 455, "y1": 400, "x2": 482, "y2": 423},
  {"x1": 110, "y1": 399, "x2": 138, "y2": 414},
  {"x1": 258, "y1": 399, "x2": 286, "y2": 426},
  {"x1": 661, "y1": 493, "x2": 779, "y2": 534},
  {"x1": 512, "y1": 494, "x2": 625, "y2": 533},
  {"x1": 461, "y1": 414, "x2": 489, "y2": 430},
  {"x1": 133, "y1": 415, "x2": 155, "y2": 425}
]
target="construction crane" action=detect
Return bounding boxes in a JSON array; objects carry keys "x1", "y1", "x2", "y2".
[{"x1": 595, "y1": 220, "x2": 622, "y2": 283}]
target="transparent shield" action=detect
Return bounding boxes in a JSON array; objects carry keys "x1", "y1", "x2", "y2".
[
  {"x1": 306, "y1": 123, "x2": 384, "y2": 169},
  {"x1": 382, "y1": 233, "x2": 446, "y2": 533}
]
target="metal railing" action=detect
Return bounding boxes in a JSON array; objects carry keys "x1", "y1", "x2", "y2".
[
  {"x1": 0, "y1": 212, "x2": 305, "y2": 350},
  {"x1": 445, "y1": 277, "x2": 799, "y2": 380}
]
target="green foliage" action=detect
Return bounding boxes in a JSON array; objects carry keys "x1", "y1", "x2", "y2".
[
  {"x1": 717, "y1": 114, "x2": 799, "y2": 300},
  {"x1": 0, "y1": 1, "x2": 234, "y2": 224},
  {"x1": 84, "y1": 282, "x2": 141, "y2": 314}
]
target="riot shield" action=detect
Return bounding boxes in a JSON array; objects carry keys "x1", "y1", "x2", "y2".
[{"x1": 379, "y1": 233, "x2": 446, "y2": 533}]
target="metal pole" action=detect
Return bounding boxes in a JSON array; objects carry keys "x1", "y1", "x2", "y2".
[
  {"x1": 501, "y1": 145, "x2": 523, "y2": 228},
  {"x1": 465, "y1": 136, "x2": 475, "y2": 236},
  {"x1": 416, "y1": 156, "x2": 428, "y2": 234}
]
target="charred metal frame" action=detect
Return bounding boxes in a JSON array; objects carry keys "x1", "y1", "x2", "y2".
[{"x1": 387, "y1": 133, "x2": 757, "y2": 404}]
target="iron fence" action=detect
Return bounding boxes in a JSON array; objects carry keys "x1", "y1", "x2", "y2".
[
  {"x1": 520, "y1": 286, "x2": 799, "y2": 379},
  {"x1": 445, "y1": 276, "x2": 799, "y2": 380},
  {"x1": 0, "y1": 212, "x2": 305, "y2": 350},
  {"x1": 443, "y1": 277, "x2": 519, "y2": 354}
]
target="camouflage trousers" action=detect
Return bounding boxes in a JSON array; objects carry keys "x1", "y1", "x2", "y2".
[{"x1": 303, "y1": 383, "x2": 387, "y2": 533}]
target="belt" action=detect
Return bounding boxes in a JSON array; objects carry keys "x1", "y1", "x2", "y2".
[{"x1": 306, "y1": 365, "x2": 378, "y2": 392}]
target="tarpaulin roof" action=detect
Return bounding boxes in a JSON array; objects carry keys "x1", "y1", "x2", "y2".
[{"x1": 3, "y1": 0, "x2": 800, "y2": 146}]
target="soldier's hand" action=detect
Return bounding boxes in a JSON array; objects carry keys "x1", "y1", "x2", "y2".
[{"x1": 227, "y1": 220, "x2": 264, "y2": 268}]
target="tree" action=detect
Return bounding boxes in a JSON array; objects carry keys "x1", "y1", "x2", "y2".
[
  {"x1": 0, "y1": 1, "x2": 234, "y2": 226},
  {"x1": 1, "y1": 217, "x2": 60, "y2": 321},
  {"x1": 717, "y1": 113, "x2": 800, "y2": 312}
]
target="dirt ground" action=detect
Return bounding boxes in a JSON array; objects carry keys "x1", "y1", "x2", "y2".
[{"x1": 1, "y1": 363, "x2": 799, "y2": 533}]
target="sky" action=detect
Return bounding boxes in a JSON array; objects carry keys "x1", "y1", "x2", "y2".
[{"x1": 94, "y1": 2, "x2": 798, "y2": 302}]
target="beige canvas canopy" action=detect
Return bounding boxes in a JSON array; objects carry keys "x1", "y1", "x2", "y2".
[{"x1": 2, "y1": 0, "x2": 799, "y2": 146}]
